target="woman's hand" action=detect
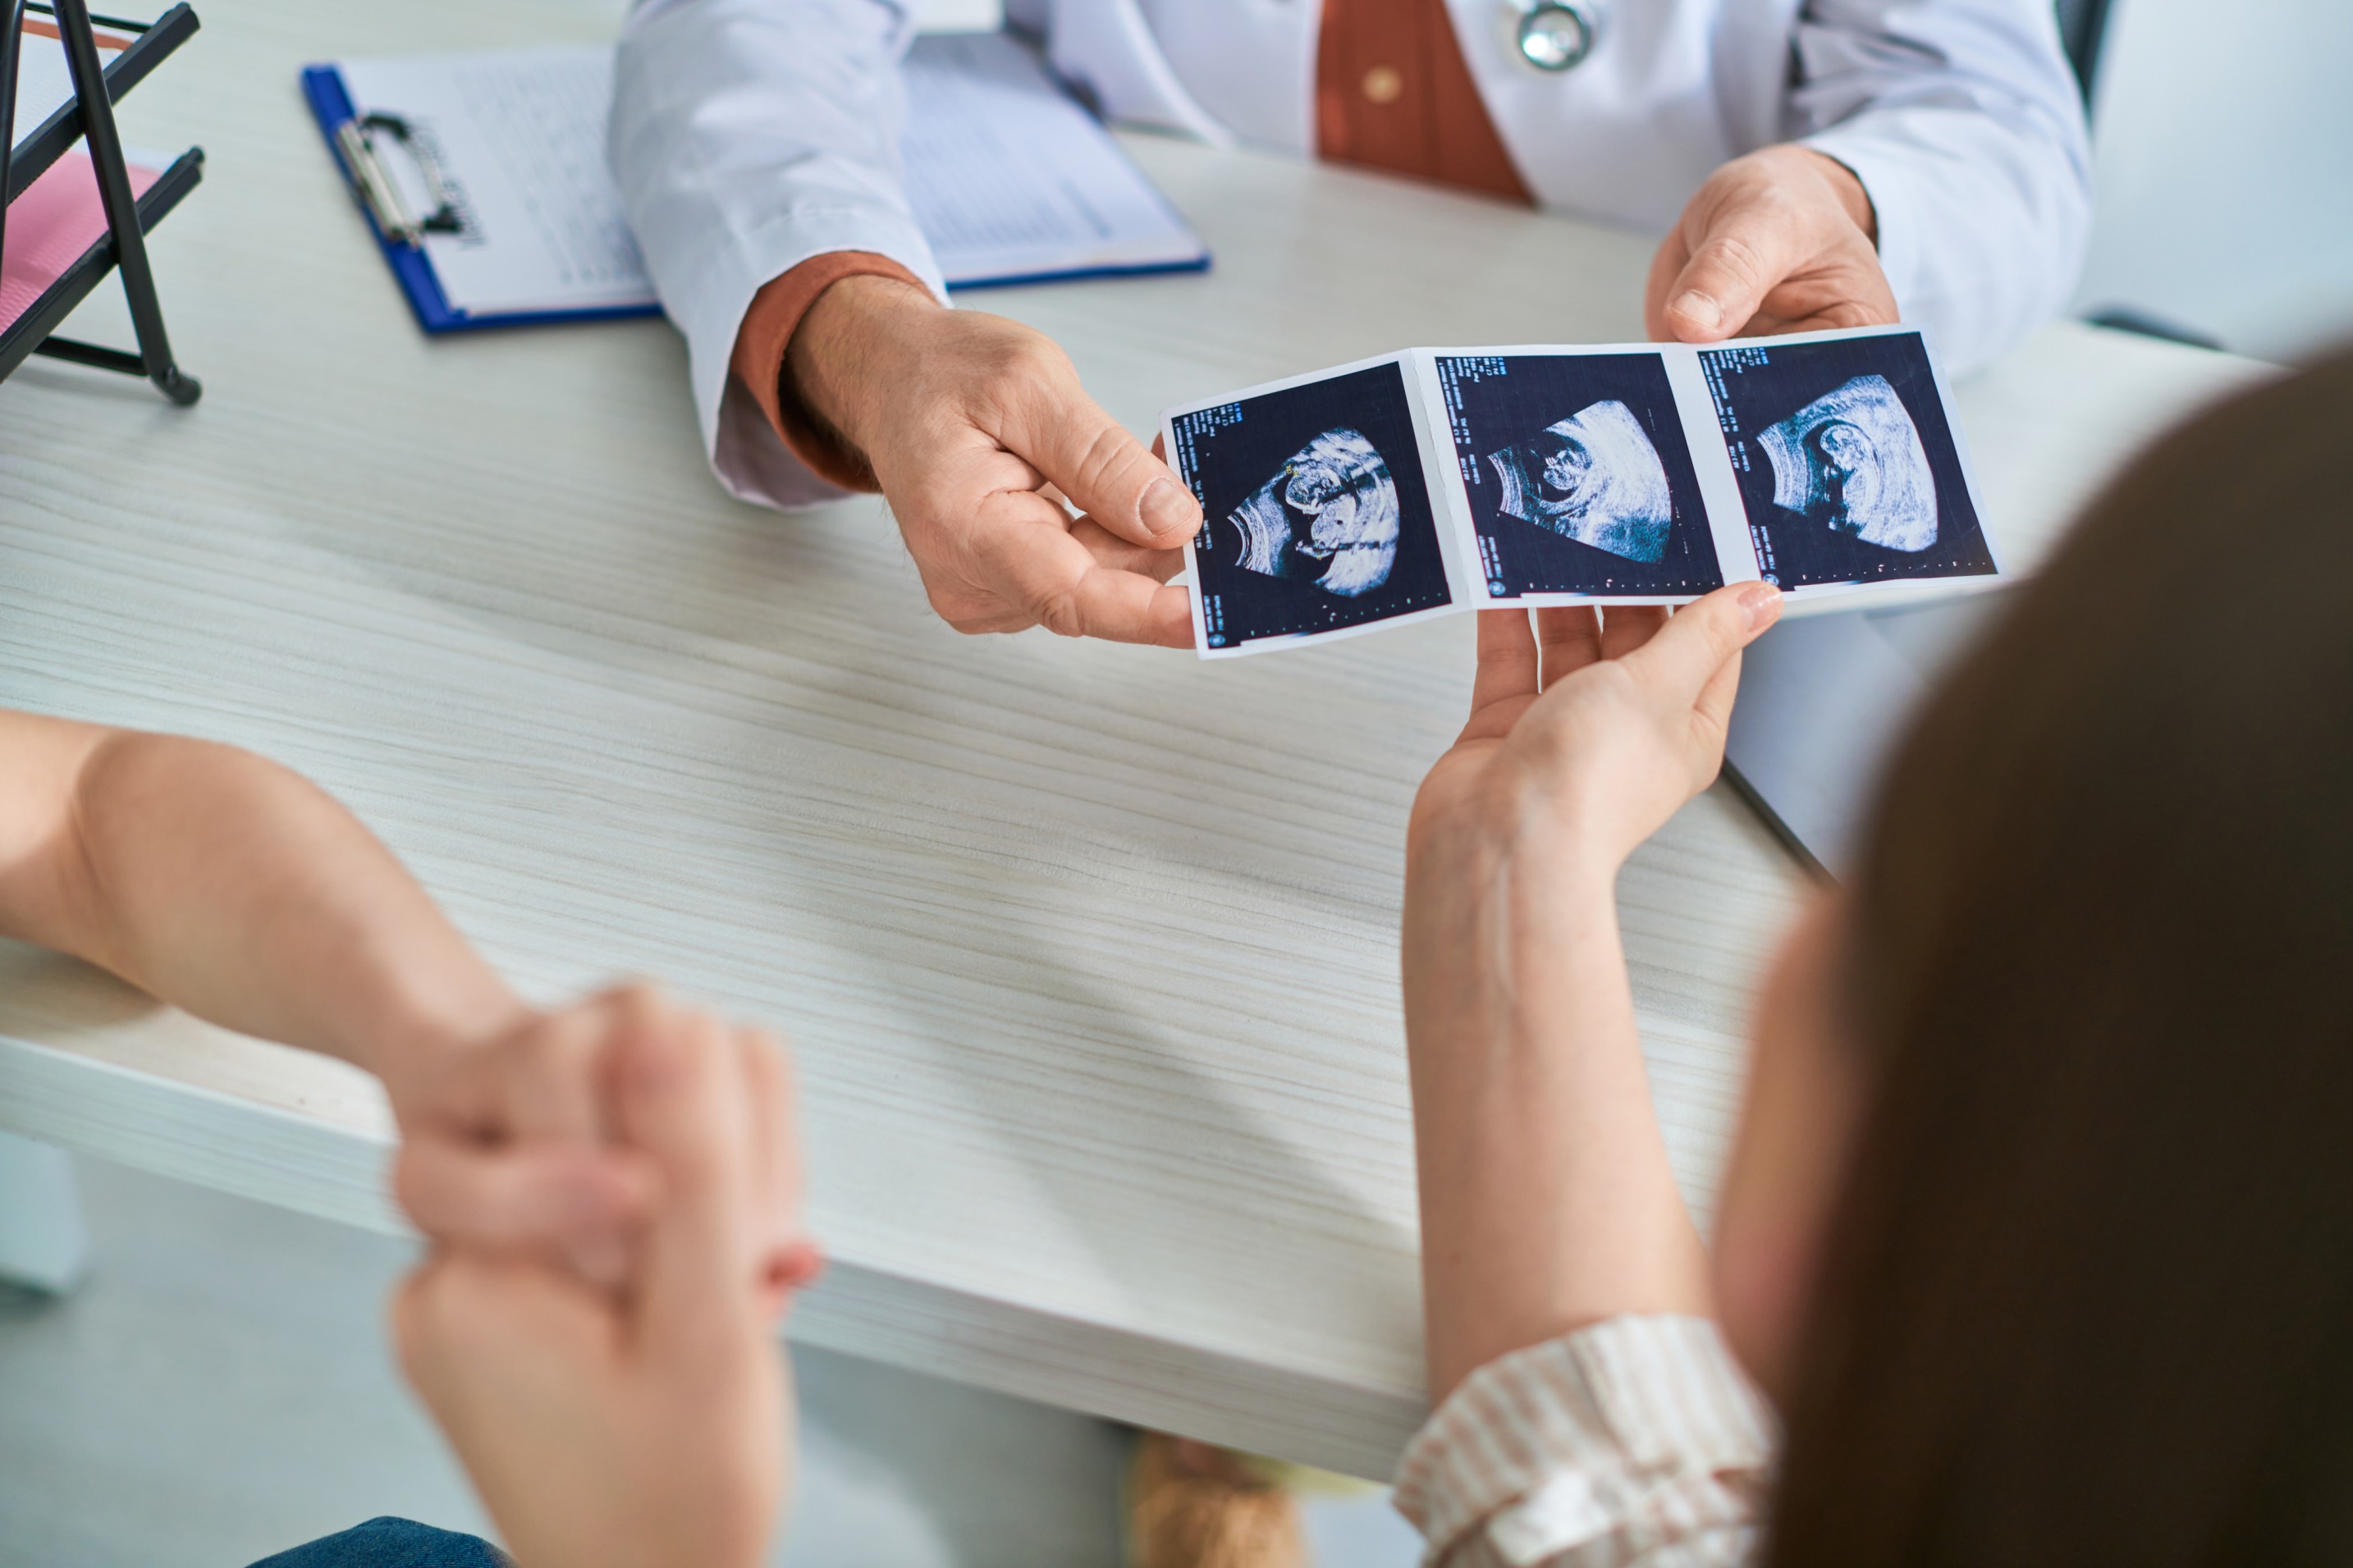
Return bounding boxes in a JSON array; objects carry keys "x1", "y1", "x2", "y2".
[
  {"x1": 1411, "y1": 587, "x2": 1783, "y2": 879},
  {"x1": 1402, "y1": 587, "x2": 1779, "y2": 1400},
  {"x1": 393, "y1": 990, "x2": 815, "y2": 1568},
  {"x1": 390, "y1": 986, "x2": 811, "y2": 1305}
]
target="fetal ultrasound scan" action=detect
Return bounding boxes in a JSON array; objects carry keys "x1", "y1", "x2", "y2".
[
  {"x1": 1701, "y1": 331, "x2": 1993, "y2": 590},
  {"x1": 1160, "y1": 327, "x2": 1989, "y2": 660},
  {"x1": 1168, "y1": 359, "x2": 1453, "y2": 651},
  {"x1": 1436, "y1": 352, "x2": 1724, "y2": 599},
  {"x1": 1225, "y1": 427, "x2": 1401, "y2": 598}
]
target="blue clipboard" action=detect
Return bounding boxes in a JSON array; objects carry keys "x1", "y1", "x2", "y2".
[{"x1": 300, "y1": 63, "x2": 661, "y2": 336}]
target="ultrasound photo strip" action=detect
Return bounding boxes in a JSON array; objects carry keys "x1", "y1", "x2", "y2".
[{"x1": 1160, "y1": 325, "x2": 1999, "y2": 659}]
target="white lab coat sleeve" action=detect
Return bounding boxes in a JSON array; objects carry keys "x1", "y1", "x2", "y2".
[
  {"x1": 611, "y1": 0, "x2": 951, "y2": 510},
  {"x1": 1788, "y1": 0, "x2": 2091, "y2": 377}
]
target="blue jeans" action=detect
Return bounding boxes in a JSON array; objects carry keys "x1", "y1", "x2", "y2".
[{"x1": 247, "y1": 1518, "x2": 509, "y2": 1568}]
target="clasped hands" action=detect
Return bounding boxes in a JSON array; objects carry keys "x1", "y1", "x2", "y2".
[
  {"x1": 386, "y1": 985, "x2": 810, "y2": 1568},
  {"x1": 789, "y1": 144, "x2": 1886, "y2": 647}
]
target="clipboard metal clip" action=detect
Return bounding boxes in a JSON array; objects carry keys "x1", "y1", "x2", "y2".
[{"x1": 335, "y1": 110, "x2": 463, "y2": 246}]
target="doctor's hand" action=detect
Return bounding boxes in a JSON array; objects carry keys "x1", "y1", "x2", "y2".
[
  {"x1": 1646, "y1": 144, "x2": 1898, "y2": 344},
  {"x1": 786, "y1": 275, "x2": 1197, "y2": 647},
  {"x1": 394, "y1": 999, "x2": 811, "y2": 1568}
]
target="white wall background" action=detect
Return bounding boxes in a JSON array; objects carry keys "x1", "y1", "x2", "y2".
[{"x1": 2076, "y1": 0, "x2": 2353, "y2": 360}]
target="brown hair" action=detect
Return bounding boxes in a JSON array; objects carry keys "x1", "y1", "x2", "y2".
[{"x1": 1767, "y1": 349, "x2": 2353, "y2": 1563}]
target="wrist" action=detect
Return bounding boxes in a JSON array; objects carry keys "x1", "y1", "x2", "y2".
[
  {"x1": 1406, "y1": 802, "x2": 1623, "y2": 1016},
  {"x1": 1412, "y1": 775, "x2": 1632, "y2": 902},
  {"x1": 785, "y1": 274, "x2": 941, "y2": 464},
  {"x1": 1799, "y1": 146, "x2": 1877, "y2": 245},
  {"x1": 369, "y1": 990, "x2": 537, "y2": 1119}
]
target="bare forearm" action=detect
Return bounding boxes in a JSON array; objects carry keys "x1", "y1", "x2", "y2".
[
  {"x1": 4, "y1": 727, "x2": 521, "y2": 1093},
  {"x1": 1404, "y1": 827, "x2": 1710, "y2": 1401}
]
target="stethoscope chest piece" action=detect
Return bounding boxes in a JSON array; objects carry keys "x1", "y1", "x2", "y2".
[{"x1": 1513, "y1": 1, "x2": 1604, "y2": 71}]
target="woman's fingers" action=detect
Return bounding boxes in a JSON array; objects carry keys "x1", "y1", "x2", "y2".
[
  {"x1": 613, "y1": 1008, "x2": 767, "y2": 1356},
  {"x1": 1463, "y1": 610, "x2": 1541, "y2": 741},
  {"x1": 1624, "y1": 583, "x2": 1782, "y2": 709},
  {"x1": 735, "y1": 1025, "x2": 822, "y2": 1320},
  {"x1": 1463, "y1": 590, "x2": 1779, "y2": 749},
  {"x1": 422, "y1": 990, "x2": 631, "y2": 1148},
  {"x1": 395, "y1": 976, "x2": 817, "y2": 1337},
  {"x1": 391, "y1": 990, "x2": 652, "y2": 1277},
  {"x1": 1692, "y1": 647, "x2": 1746, "y2": 747},
  {"x1": 394, "y1": 1138, "x2": 654, "y2": 1282},
  {"x1": 1599, "y1": 604, "x2": 1670, "y2": 661},
  {"x1": 1535, "y1": 606, "x2": 1604, "y2": 689}
]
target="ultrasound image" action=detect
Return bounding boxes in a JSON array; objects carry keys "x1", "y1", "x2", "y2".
[
  {"x1": 1227, "y1": 427, "x2": 1400, "y2": 597},
  {"x1": 1756, "y1": 375, "x2": 1937, "y2": 553},
  {"x1": 1438, "y1": 352, "x2": 1723, "y2": 599},
  {"x1": 1168, "y1": 359, "x2": 1453, "y2": 651},
  {"x1": 1701, "y1": 332, "x2": 1992, "y2": 590},
  {"x1": 1486, "y1": 399, "x2": 1674, "y2": 563}
]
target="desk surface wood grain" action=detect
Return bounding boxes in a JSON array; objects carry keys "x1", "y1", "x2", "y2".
[{"x1": 0, "y1": 0, "x2": 2272, "y2": 1477}]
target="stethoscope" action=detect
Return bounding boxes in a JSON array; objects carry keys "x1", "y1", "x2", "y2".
[{"x1": 1508, "y1": 0, "x2": 1608, "y2": 71}]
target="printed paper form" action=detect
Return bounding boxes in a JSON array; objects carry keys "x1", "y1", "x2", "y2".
[
  {"x1": 338, "y1": 48, "x2": 654, "y2": 318},
  {"x1": 333, "y1": 34, "x2": 1206, "y2": 320}
]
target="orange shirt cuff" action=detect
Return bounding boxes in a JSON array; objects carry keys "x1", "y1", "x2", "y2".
[{"x1": 730, "y1": 251, "x2": 930, "y2": 493}]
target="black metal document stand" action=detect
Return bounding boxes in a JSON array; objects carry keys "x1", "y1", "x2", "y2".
[{"x1": 0, "y1": 0, "x2": 202, "y2": 402}]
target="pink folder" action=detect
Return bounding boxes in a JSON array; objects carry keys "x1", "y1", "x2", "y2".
[{"x1": 1, "y1": 149, "x2": 161, "y2": 336}]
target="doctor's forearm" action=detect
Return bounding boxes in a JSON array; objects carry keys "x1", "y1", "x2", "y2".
[{"x1": 1791, "y1": 0, "x2": 2093, "y2": 367}]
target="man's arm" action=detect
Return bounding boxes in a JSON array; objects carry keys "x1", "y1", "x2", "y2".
[
  {"x1": 610, "y1": 0, "x2": 1200, "y2": 645},
  {"x1": 611, "y1": 0, "x2": 944, "y2": 511},
  {"x1": 1646, "y1": 0, "x2": 2088, "y2": 373},
  {"x1": 1790, "y1": 0, "x2": 2093, "y2": 373}
]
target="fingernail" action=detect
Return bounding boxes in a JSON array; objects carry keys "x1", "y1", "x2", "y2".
[
  {"x1": 1139, "y1": 478, "x2": 1199, "y2": 539},
  {"x1": 1742, "y1": 582, "x2": 1783, "y2": 632},
  {"x1": 1673, "y1": 290, "x2": 1724, "y2": 332},
  {"x1": 769, "y1": 1239, "x2": 826, "y2": 1293}
]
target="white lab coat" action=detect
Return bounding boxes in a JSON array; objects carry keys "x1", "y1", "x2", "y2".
[{"x1": 611, "y1": 0, "x2": 2090, "y2": 511}]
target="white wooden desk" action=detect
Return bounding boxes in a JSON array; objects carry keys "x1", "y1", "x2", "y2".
[{"x1": 0, "y1": 0, "x2": 2269, "y2": 1480}]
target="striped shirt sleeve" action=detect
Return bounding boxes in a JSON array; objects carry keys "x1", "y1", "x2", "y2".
[{"x1": 1392, "y1": 1315, "x2": 1777, "y2": 1568}]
